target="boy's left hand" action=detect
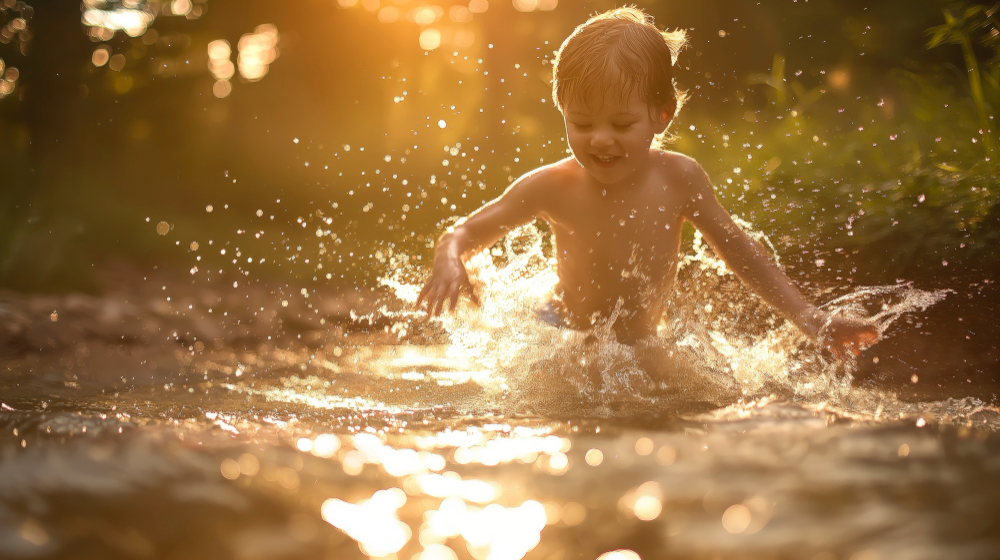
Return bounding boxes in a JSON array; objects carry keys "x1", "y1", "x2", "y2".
[{"x1": 821, "y1": 315, "x2": 881, "y2": 359}]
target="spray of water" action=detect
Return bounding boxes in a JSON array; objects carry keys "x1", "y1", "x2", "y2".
[{"x1": 381, "y1": 223, "x2": 950, "y2": 419}]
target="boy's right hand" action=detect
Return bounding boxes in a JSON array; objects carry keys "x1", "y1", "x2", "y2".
[
  {"x1": 416, "y1": 255, "x2": 480, "y2": 317},
  {"x1": 821, "y1": 314, "x2": 881, "y2": 359}
]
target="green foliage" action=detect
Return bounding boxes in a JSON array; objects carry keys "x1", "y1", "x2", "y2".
[
  {"x1": 680, "y1": 6, "x2": 1000, "y2": 283},
  {"x1": 927, "y1": 1, "x2": 1000, "y2": 155},
  {"x1": 747, "y1": 54, "x2": 824, "y2": 113}
]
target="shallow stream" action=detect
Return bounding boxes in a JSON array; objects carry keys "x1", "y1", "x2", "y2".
[{"x1": 2, "y1": 229, "x2": 999, "y2": 560}]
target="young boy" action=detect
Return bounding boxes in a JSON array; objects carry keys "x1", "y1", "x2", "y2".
[{"x1": 417, "y1": 7, "x2": 877, "y2": 356}]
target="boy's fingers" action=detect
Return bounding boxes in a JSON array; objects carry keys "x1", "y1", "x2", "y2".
[
  {"x1": 421, "y1": 277, "x2": 478, "y2": 316},
  {"x1": 426, "y1": 287, "x2": 439, "y2": 316},
  {"x1": 421, "y1": 287, "x2": 438, "y2": 313},
  {"x1": 463, "y1": 279, "x2": 480, "y2": 306},
  {"x1": 438, "y1": 285, "x2": 452, "y2": 315},
  {"x1": 440, "y1": 284, "x2": 456, "y2": 314},
  {"x1": 417, "y1": 279, "x2": 438, "y2": 309}
]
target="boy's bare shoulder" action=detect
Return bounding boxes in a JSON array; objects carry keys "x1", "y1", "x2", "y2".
[
  {"x1": 532, "y1": 157, "x2": 584, "y2": 183},
  {"x1": 510, "y1": 157, "x2": 583, "y2": 195},
  {"x1": 649, "y1": 150, "x2": 716, "y2": 217},
  {"x1": 495, "y1": 158, "x2": 582, "y2": 221},
  {"x1": 650, "y1": 150, "x2": 710, "y2": 185}
]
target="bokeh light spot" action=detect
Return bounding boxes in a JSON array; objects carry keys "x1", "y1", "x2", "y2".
[
  {"x1": 378, "y1": 7, "x2": 399, "y2": 23},
  {"x1": 171, "y1": 0, "x2": 192, "y2": 16},
  {"x1": 722, "y1": 504, "x2": 752, "y2": 533},
  {"x1": 597, "y1": 550, "x2": 641, "y2": 560},
  {"x1": 585, "y1": 448, "x2": 603, "y2": 466},
  {"x1": 114, "y1": 74, "x2": 134, "y2": 94},
  {"x1": 238, "y1": 24, "x2": 279, "y2": 82},
  {"x1": 92, "y1": 47, "x2": 110, "y2": 67},
  {"x1": 633, "y1": 495, "x2": 662, "y2": 521},
  {"x1": 419, "y1": 28, "x2": 441, "y2": 50},
  {"x1": 414, "y1": 544, "x2": 459, "y2": 560},
  {"x1": 513, "y1": 0, "x2": 539, "y2": 12},
  {"x1": 213, "y1": 80, "x2": 232, "y2": 98},
  {"x1": 655, "y1": 445, "x2": 677, "y2": 465},
  {"x1": 108, "y1": 54, "x2": 126, "y2": 72},
  {"x1": 561, "y1": 502, "x2": 586, "y2": 526},
  {"x1": 411, "y1": 6, "x2": 443, "y2": 25},
  {"x1": 634, "y1": 437, "x2": 654, "y2": 456},
  {"x1": 220, "y1": 458, "x2": 240, "y2": 479}
]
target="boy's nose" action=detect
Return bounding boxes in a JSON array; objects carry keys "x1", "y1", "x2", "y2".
[{"x1": 590, "y1": 131, "x2": 614, "y2": 148}]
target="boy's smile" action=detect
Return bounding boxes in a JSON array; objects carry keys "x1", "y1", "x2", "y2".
[{"x1": 562, "y1": 88, "x2": 669, "y2": 186}]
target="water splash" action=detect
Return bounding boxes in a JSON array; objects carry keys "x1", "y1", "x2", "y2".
[{"x1": 381, "y1": 223, "x2": 950, "y2": 419}]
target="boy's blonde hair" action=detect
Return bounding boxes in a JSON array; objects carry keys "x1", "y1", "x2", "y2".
[{"x1": 552, "y1": 7, "x2": 687, "y2": 130}]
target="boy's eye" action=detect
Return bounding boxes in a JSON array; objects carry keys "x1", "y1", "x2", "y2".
[
  {"x1": 614, "y1": 123, "x2": 635, "y2": 131},
  {"x1": 572, "y1": 122, "x2": 592, "y2": 129}
]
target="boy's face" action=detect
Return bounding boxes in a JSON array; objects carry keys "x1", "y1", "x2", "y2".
[{"x1": 562, "y1": 87, "x2": 669, "y2": 186}]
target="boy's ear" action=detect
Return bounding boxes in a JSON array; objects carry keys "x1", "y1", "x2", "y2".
[{"x1": 656, "y1": 99, "x2": 676, "y2": 132}]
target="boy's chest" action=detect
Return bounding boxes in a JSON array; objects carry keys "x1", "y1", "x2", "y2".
[
  {"x1": 546, "y1": 181, "x2": 684, "y2": 237},
  {"x1": 545, "y1": 189, "x2": 685, "y2": 273}
]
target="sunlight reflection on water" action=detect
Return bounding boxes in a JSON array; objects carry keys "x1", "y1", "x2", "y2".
[{"x1": 0, "y1": 217, "x2": 992, "y2": 560}]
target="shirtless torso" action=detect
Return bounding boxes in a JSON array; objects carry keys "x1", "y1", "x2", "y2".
[
  {"x1": 530, "y1": 153, "x2": 690, "y2": 340},
  {"x1": 422, "y1": 149, "x2": 756, "y2": 342}
]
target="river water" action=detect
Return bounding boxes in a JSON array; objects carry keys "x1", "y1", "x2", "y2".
[{"x1": 2, "y1": 230, "x2": 999, "y2": 560}]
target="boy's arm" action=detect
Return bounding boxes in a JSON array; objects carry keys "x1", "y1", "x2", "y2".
[
  {"x1": 417, "y1": 168, "x2": 550, "y2": 316},
  {"x1": 679, "y1": 159, "x2": 878, "y2": 356}
]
